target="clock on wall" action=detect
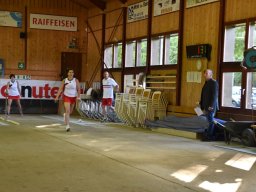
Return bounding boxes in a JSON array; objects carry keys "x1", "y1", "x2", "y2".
[{"x1": 186, "y1": 44, "x2": 212, "y2": 61}]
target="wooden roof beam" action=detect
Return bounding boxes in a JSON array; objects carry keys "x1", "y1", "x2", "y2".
[
  {"x1": 69, "y1": 0, "x2": 88, "y2": 9},
  {"x1": 119, "y1": 0, "x2": 127, "y2": 3},
  {"x1": 89, "y1": 0, "x2": 106, "y2": 10}
]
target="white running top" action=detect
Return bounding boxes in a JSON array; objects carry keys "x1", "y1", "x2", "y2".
[
  {"x1": 8, "y1": 80, "x2": 20, "y2": 96},
  {"x1": 63, "y1": 78, "x2": 77, "y2": 97},
  {"x1": 102, "y1": 78, "x2": 118, "y2": 99}
]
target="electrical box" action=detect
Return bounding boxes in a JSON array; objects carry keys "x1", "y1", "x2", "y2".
[{"x1": 186, "y1": 44, "x2": 212, "y2": 61}]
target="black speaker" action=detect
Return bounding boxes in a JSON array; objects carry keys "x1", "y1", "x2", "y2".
[{"x1": 20, "y1": 32, "x2": 26, "y2": 39}]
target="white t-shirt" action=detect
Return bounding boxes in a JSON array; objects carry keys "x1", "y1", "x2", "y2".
[
  {"x1": 8, "y1": 80, "x2": 20, "y2": 96},
  {"x1": 102, "y1": 78, "x2": 118, "y2": 99},
  {"x1": 63, "y1": 78, "x2": 77, "y2": 97}
]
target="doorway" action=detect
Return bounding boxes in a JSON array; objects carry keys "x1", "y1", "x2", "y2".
[{"x1": 61, "y1": 52, "x2": 82, "y2": 80}]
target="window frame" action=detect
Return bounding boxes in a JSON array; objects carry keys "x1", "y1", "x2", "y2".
[
  {"x1": 220, "y1": 18, "x2": 256, "y2": 114},
  {"x1": 150, "y1": 31, "x2": 179, "y2": 67},
  {"x1": 125, "y1": 37, "x2": 148, "y2": 68},
  {"x1": 104, "y1": 42, "x2": 123, "y2": 69}
]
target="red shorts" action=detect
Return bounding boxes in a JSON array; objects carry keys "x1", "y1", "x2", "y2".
[
  {"x1": 63, "y1": 95, "x2": 76, "y2": 104},
  {"x1": 102, "y1": 98, "x2": 113, "y2": 106},
  {"x1": 7, "y1": 95, "x2": 20, "y2": 100}
]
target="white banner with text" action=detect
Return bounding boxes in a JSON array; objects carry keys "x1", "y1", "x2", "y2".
[
  {"x1": 30, "y1": 14, "x2": 77, "y2": 31},
  {"x1": 0, "y1": 80, "x2": 85, "y2": 99},
  {"x1": 186, "y1": 0, "x2": 219, "y2": 8},
  {"x1": 128, "y1": 0, "x2": 148, "y2": 23},
  {"x1": 154, "y1": 0, "x2": 180, "y2": 16}
]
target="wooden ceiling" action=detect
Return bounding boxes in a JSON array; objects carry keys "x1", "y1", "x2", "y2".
[{"x1": 70, "y1": 0, "x2": 127, "y2": 10}]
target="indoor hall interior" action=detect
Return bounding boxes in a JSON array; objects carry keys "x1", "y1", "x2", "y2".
[{"x1": 1, "y1": 0, "x2": 256, "y2": 192}]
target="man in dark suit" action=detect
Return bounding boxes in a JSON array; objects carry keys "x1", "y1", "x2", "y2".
[{"x1": 200, "y1": 69, "x2": 219, "y2": 141}]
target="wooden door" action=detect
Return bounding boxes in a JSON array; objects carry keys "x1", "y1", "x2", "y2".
[{"x1": 61, "y1": 52, "x2": 82, "y2": 80}]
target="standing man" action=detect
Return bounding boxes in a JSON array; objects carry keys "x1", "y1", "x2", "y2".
[
  {"x1": 102, "y1": 71, "x2": 119, "y2": 122},
  {"x1": 200, "y1": 69, "x2": 219, "y2": 141}
]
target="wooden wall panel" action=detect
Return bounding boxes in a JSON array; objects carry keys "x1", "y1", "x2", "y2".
[
  {"x1": 106, "y1": 9, "x2": 123, "y2": 29},
  {"x1": 0, "y1": 0, "x2": 87, "y2": 81},
  {"x1": 86, "y1": 31, "x2": 102, "y2": 83},
  {"x1": 126, "y1": 0, "x2": 148, "y2": 39},
  {"x1": 88, "y1": 15, "x2": 102, "y2": 31},
  {"x1": 0, "y1": 0, "x2": 24, "y2": 76},
  {"x1": 150, "y1": 69, "x2": 177, "y2": 106},
  {"x1": 127, "y1": 20, "x2": 148, "y2": 39},
  {"x1": 87, "y1": 7, "x2": 101, "y2": 18},
  {"x1": 105, "y1": 8, "x2": 123, "y2": 43},
  {"x1": 152, "y1": 11, "x2": 179, "y2": 35},
  {"x1": 106, "y1": 0, "x2": 123, "y2": 11},
  {"x1": 105, "y1": 26, "x2": 123, "y2": 43},
  {"x1": 225, "y1": 0, "x2": 256, "y2": 22},
  {"x1": 0, "y1": 27, "x2": 24, "y2": 70},
  {"x1": 180, "y1": 2, "x2": 220, "y2": 107}
]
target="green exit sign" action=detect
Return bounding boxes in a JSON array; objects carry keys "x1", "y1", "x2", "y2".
[{"x1": 18, "y1": 62, "x2": 25, "y2": 70}]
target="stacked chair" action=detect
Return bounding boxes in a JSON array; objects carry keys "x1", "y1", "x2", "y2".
[
  {"x1": 76, "y1": 86, "x2": 168, "y2": 126},
  {"x1": 114, "y1": 87, "x2": 168, "y2": 127},
  {"x1": 146, "y1": 91, "x2": 168, "y2": 121},
  {"x1": 127, "y1": 87, "x2": 144, "y2": 126}
]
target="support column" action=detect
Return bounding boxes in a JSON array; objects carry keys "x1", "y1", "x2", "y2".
[
  {"x1": 176, "y1": 0, "x2": 185, "y2": 105},
  {"x1": 121, "y1": 7, "x2": 127, "y2": 92},
  {"x1": 146, "y1": 0, "x2": 153, "y2": 74}
]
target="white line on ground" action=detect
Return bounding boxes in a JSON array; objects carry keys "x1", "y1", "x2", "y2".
[{"x1": 41, "y1": 115, "x2": 98, "y2": 126}]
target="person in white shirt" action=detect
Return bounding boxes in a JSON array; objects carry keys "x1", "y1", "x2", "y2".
[
  {"x1": 102, "y1": 71, "x2": 119, "y2": 121},
  {"x1": 55, "y1": 69, "x2": 81, "y2": 131},
  {"x1": 6, "y1": 74, "x2": 23, "y2": 118}
]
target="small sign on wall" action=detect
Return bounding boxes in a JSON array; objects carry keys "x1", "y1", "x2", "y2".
[
  {"x1": 154, "y1": 0, "x2": 180, "y2": 16},
  {"x1": 186, "y1": 0, "x2": 219, "y2": 8},
  {"x1": 127, "y1": 0, "x2": 148, "y2": 23},
  {"x1": 18, "y1": 62, "x2": 25, "y2": 70},
  {"x1": 16, "y1": 75, "x2": 31, "y2": 80},
  {"x1": 187, "y1": 71, "x2": 202, "y2": 83},
  {"x1": 0, "y1": 11, "x2": 22, "y2": 27}
]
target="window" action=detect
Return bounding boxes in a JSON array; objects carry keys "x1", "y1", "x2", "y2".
[
  {"x1": 151, "y1": 36, "x2": 164, "y2": 66},
  {"x1": 248, "y1": 22, "x2": 256, "y2": 48},
  {"x1": 125, "y1": 41, "x2": 136, "y2": 67},
  {"x1": 221, "y1": 21, "x2": 256, "y2": 112},
  {"x1": 246, "y1": 72, "x2": 256, "y2": 109},
  {"x1": 222, "y1": 72, "x2": 242, "y2": 108},
  {"x1": 137, "y1": 39, "x2": 147, "y2": 66},
  {"x1": 151, "y1": 33, "x2": 179, "y2": 66},
  {"x1": 224, "y1": 24, "x2": 246, "y2": 62},
  {"x1": 125, "y1": 39, "x2": 147, "y2": 67},
  {"x1": 113, "y1": 43, "x2": 122, "y2": 68},
  {"x1": 124, "y1": 75, "x2": 134, "y2": 93},
  {"x1": 104, "y1": 45, "x2": 113, "y2": 68},
  {"x1": 104, "y1": 43, "x2": 122, "y2": 69},
  {"x1": 165, "y1": 34, "x2": 178, "y2": 64}
]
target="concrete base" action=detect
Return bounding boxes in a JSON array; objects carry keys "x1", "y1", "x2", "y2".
[{"x1": 152, "y1": 127, "x2": 200, "y2": 140}]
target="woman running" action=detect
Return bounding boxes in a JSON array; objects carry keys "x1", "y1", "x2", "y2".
[
  {"x1": 6, "y1": 74, "x2": 23, "y2": 118},
  {"x1": 55, "y1": 69, "x2": 80, "y2": 131}
]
